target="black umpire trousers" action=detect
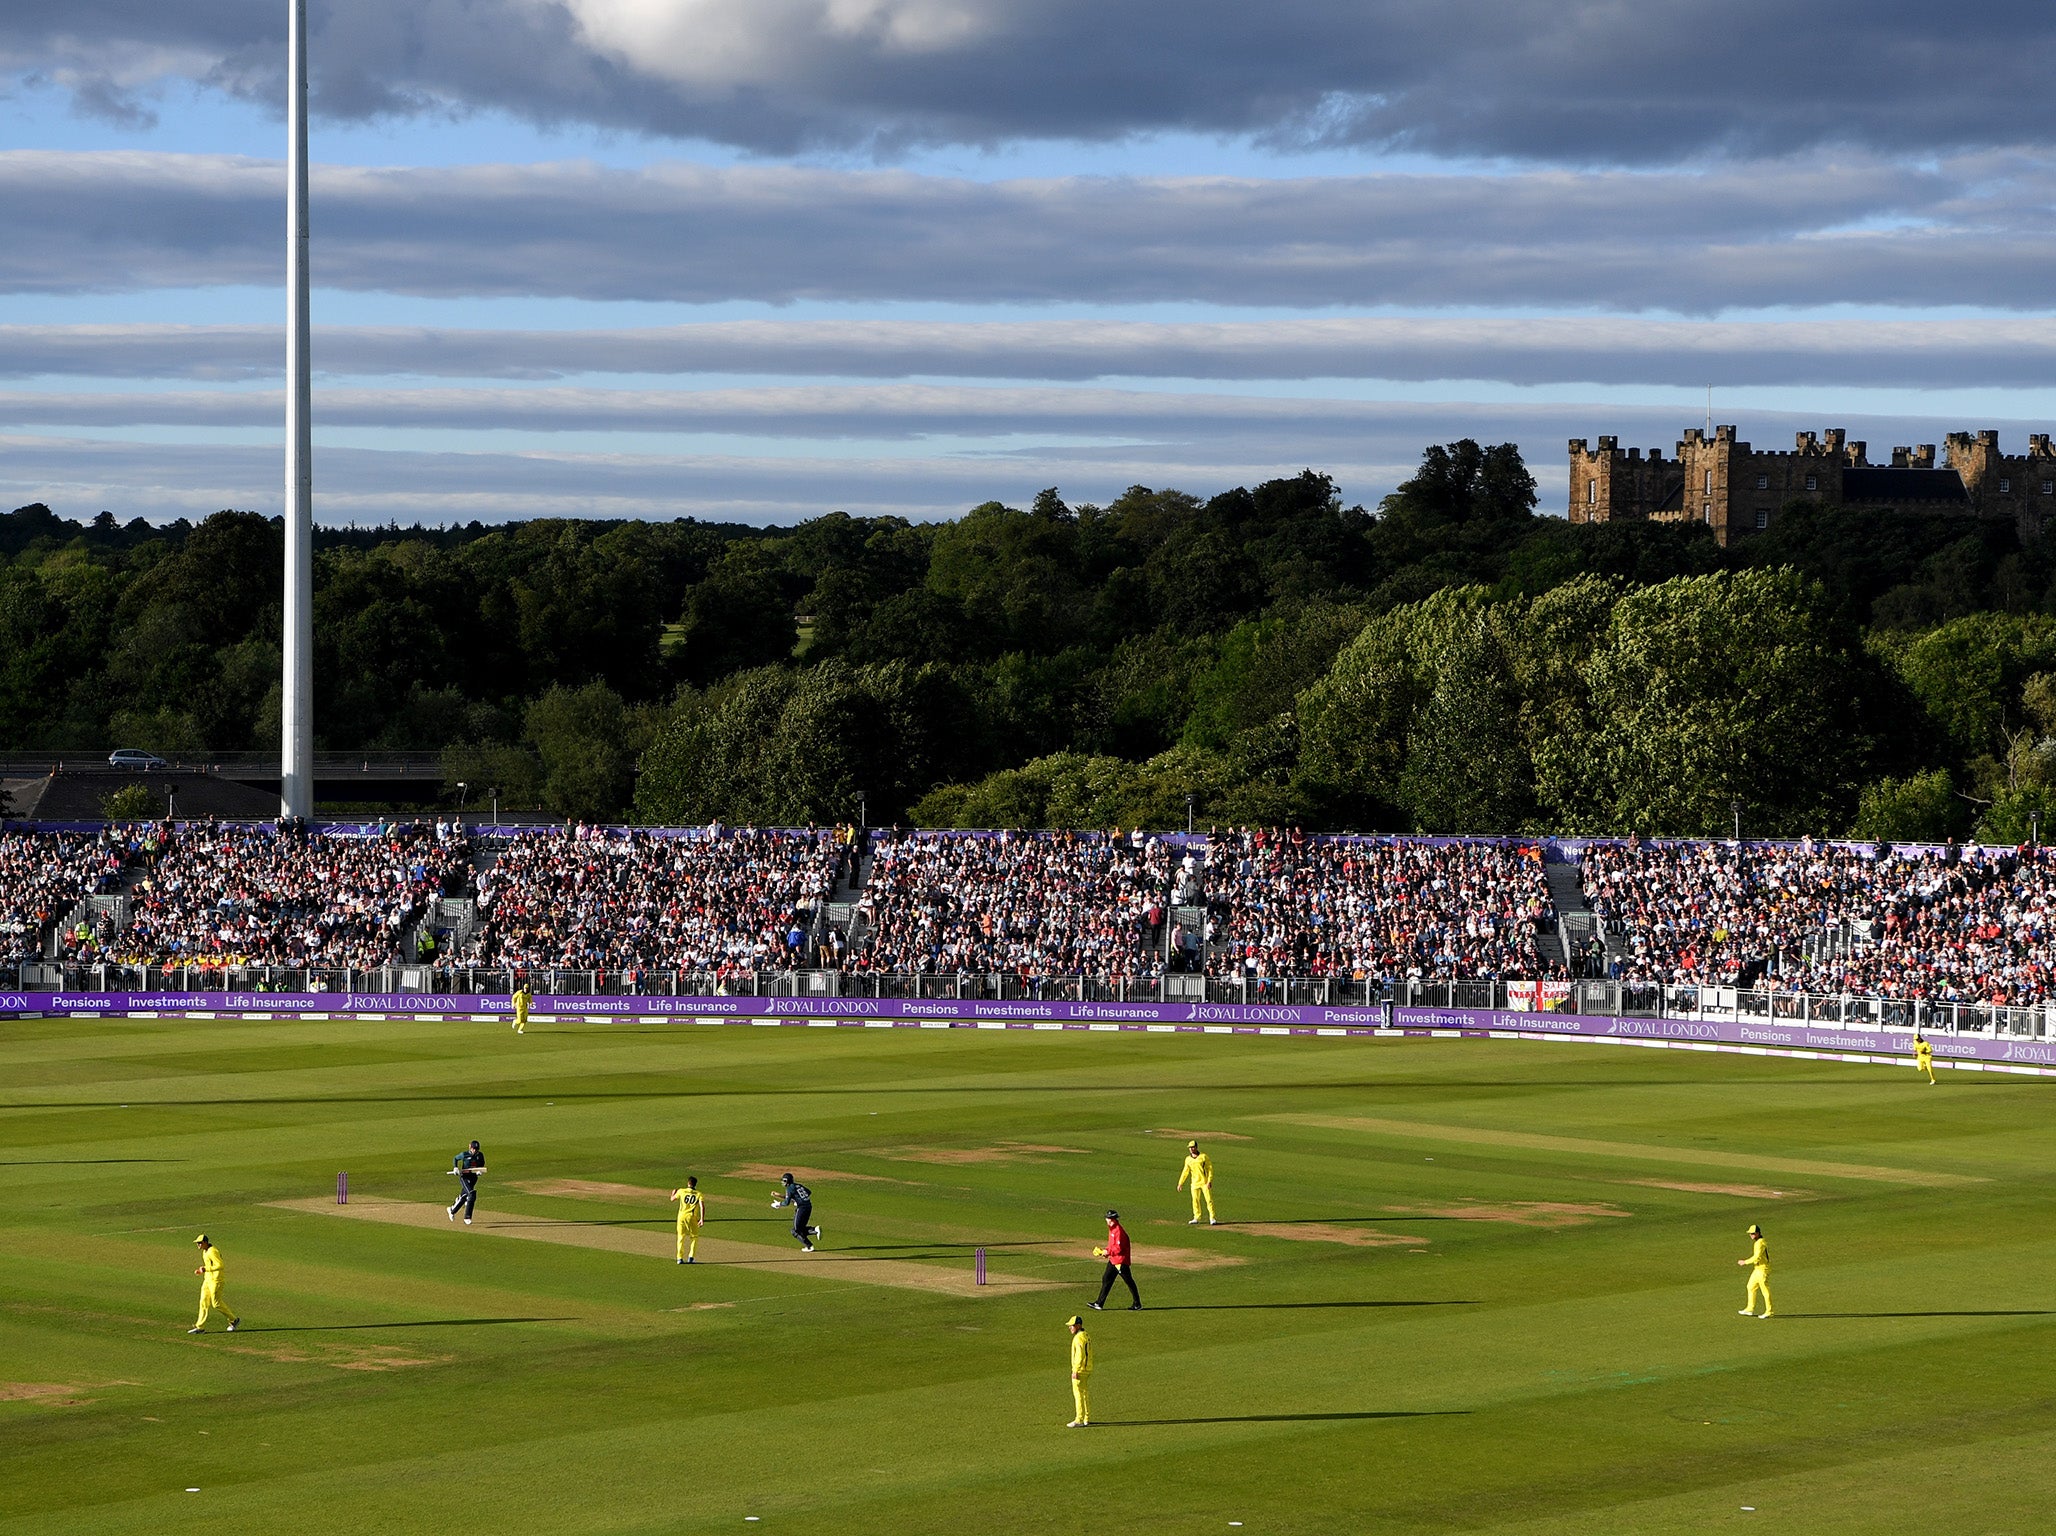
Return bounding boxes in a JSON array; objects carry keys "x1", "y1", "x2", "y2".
[{"x1": 1095, "y1": 1261, "x2": 1141, "y2": 1307}]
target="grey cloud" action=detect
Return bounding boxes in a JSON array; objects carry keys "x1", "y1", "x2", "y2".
[
  {"x1": 5, "y1": 2, "x2": 2056, "y2": 163},
  {"x1": 11, "y1": 316, "x2": 2056, "y2": 389},
  {"x1": 4, "y1": 149, "x2": 2056, "y2": 311},
  {"x1": 0, "y1": 382, "x2": 1596, "y2": 442},
  {"x1": 5, "y1": 384, "x2": 2056, "y2": 450},
  {"x1": 65, "y1": 74, "x2": 159, "y2": 129},
  {"x1": 9, "y1": 395, "x2": 2055, "y2": 527}
]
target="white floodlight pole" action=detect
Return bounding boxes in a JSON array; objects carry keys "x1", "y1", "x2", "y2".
[{"x1": 281, "y1": 0, "x2": 315, "y2": 820}]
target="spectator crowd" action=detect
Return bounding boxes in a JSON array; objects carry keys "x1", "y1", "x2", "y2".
[
  {"x1": 466, "y1": 824, "x2": 846, "y2": 980},
  {"x1": 80, "y1": 821, "x2": 470, "y2": 971},
  {"x1": 1205, "y1": 830, "x2": 1557, "y2": 985},
  {"x1": 840, "y1": 827, "x2": 1558, "y2": 986},
  {"x1": 850, "y1": 829, "x2": 1183, "y2": 979},
  {"x1": 1581, "y1": 837, "x2": 2056, "y2": 1006},
  {"x1": 0, "y1": 829, "x2": 126, "y2": 965},
  {"x1": 9, "y1": 817, "x2": 2056, "y2": 1007}
]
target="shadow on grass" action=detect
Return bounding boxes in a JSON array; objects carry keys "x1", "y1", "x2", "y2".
[
  {"x1": 838, "y1": 1241, "x2": 1051, "y2": 1252},
  {"x1": 1209, "y1": 1217, "x2": 1473, "y2": 1226},
  {"x1": 11, "y1": 1080, "x2": 1755, "y2": 1109},
  {"x1": 491, "y1": 1218, "x2": 672, "y2": 1228},
  {"x1": 1144, "y1": 1300, "x2": 1478, "y2": 1311},
  {"x1": 236, "y1": 1317, "x2": 575, "y2": 1332},
  {"x1": 489, "y1": 1217, "x2": 792, "y2": 1228},
  {"x1": 1098, "y1": 1410, "x2": 1469, "y2": 1426},
  {"x1": 1784, "y1": 1310, "x2": 2056, "y2": 1319}
]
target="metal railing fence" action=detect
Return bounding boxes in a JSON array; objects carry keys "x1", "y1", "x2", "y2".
[{"x1": 5, "y1": 964, "x2": 2046, "y2": 1037}]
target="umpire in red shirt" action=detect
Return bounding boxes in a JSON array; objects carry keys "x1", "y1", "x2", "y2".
[{"x1": 1090, "y1": 1208, "x2": 1142, "y2": 1310}]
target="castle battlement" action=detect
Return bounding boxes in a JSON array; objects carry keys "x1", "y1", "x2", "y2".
[{"x1": 1571, "y1": 424, "x2": 2054, "y2": 545}]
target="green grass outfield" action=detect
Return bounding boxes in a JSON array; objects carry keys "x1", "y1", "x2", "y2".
[{"x1": 4, "y1": 1017, "x2": 2055, "y2": 1535}]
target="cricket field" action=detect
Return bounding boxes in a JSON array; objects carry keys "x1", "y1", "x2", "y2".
[{"x1": 3, "y1": 1016, "x2": 2054, "y2": 1534}]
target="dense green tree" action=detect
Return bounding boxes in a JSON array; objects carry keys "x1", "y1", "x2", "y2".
[
  {"x1": 1396, "y1": 603, "x2": 1533, "y2": 833},
  {"x1": 1520, "y1": 575, "x2": 1625, "y2": 831},
  {"x1": 1873, "y1": 612, "x2": 2056, "y2": 760},
  {"x1": 636, "y1": 660, "x2": 974, "y2": 826},
  {"x1": 1368, "y1": 440, "x2": 1536, "y2": 577},
  {"x1": 1580, "y1": 569, "x2": 1872, "y2": 835},
  {"x1": 673, "y1": 565, "x2": 797, "y2": 687},
  {"x1": 1852, "y1": 770, "x2": 1964, "y2": 842},
  {"x1": 524, "y1": 682, "x2": 643, "y2": 821},
  {"x1": 16, "y1": 431, "x2": 2056, "y2": 834},
  {"x1": 1296, "y1": 587, "x2": 1490, "y2": 827}
]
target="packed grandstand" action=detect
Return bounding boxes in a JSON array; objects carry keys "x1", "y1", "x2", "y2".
[{"x1": 4, "y1": 818, "x2": 2052, "y2": 1011}]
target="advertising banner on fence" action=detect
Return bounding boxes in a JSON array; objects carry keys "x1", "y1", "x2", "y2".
[{"x1": 3, "y1": 988, "x2": 2054, "y2": 1071}]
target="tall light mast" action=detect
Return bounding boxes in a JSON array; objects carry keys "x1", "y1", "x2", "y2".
[{"x1": 281, "y1": 0, "x2": 314, "y2": 820}]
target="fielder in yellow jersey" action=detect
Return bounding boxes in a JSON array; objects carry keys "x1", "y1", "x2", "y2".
[
  {"x1": 1177, "y1": 1140, "x2": 1217, "y2": 1225},
  {"x1": 1736, "y1": 1224, "x2": 1773, "y2": 1318},
  {"x1": 1066, "y1": 1316, "x2": 1092, "y2": 1427},
  {"x1": 512, "y1": 984, "x2": 531, "y2": 1034},
  {"x1": 188, "y1": 1234, "x2": 239, "y2": 1334},
  {"x1": 671, "y1": 1176, "x2": 706, "y2": 1264},
  {"x1": 1914, "y1": 1033, "x2": 1936, "y2": 1085}
]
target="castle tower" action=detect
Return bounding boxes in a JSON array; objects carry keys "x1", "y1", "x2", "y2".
[
  {"x1": 1676, "y1": 425, "x2": 1743, "y2": 542},
  {"x1": 1569, "y1": 436, "x2": 1675, "y2": 523}
]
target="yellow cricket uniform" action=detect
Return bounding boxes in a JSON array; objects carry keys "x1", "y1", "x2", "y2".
[
  {"x1": 673, "y1": 1187, "x2": 706, "y2": 1261},
  {"x1": 1178, "y1": 1151, "x2": 1216, "y2": 1222},
  {"x1": 194, "y1": 1245, "x2": 237, "y2": 1330},
  {"x1": 1069, "y1": 1329, "x2": 1093, "y2": 1425},
  {"x1": 1915, "y1": 1040, "x2": 1935, "y2": 1084},
  {"x1": 1743, "y1": 1237, "x2": 1773, "y2": 1317},
  {"x1": 512, "y1": 987, "x2": 531, "y2": 1033}
]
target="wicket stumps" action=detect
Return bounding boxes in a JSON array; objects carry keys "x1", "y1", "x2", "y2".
[
  {"x1": 975, "y1": 1247, "x2": 985, "y2": 1285},
  {"x1": 337, "y1": 1171, "x2": 348, "y2": 1205}
]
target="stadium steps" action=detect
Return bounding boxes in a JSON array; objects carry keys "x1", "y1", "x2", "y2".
[
  {"x1": 48, "y1": 889, "x2": 134, "y2": 957},
  {"x1": 822, "y1": 836, "x2": 875, "y2": 946},
  {"x1": 1541, "y1": 858, "x2": 1590, "y2": 973},
  {"x1": 832, "y1": 838, "x2": 873, "y2": 904}
]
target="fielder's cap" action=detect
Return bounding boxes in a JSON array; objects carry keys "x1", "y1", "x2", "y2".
[
  {"x1": 1747, "y1": 1224, "x2": 1762, "y2": 1235},
  {"x1": 1067, "y1": 1315, "x2": 1082, "y2": 1327},
  {"x1": 193, "y1": 1234, "x2": 208, "y2": 1244}
]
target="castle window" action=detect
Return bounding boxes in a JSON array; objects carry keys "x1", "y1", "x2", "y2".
[
  {"x1": 1756, "y1": 474, "x2": 1769, "y2": 490},
  {"x1": 1704, "y1": 469, "x2": 1714, "y2": 493},
  {"x1": 2043, "y1": 480, "x2": 2053, "y2": 495},
  {"x1": 1703, "y1": 503, "x2": 1713, "y2": 522},
  {"x1": 1755, "y1": 508, "x2": 1769, "y2": 530},
  {"x1": 1804, "y1": 475, "x2": 1818, "y2": 492},
  {"x1": 2000, "y1": 478, "x2": 2013, "y2": 494},
  {"x1": 1587, "y1": 480, "x2": 1597, "y2": 504}
]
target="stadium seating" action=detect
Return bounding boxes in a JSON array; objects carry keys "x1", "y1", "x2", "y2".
[
  {"x1": 108, "y1": 822, "x2": 468, "y2": 970},
  {"x1": 8, "y1": 821, "x2": 2055, "y2": 1008},
  {"x1": 849, "y1": 829, "x2": 1180, "y2": 979},
  {"x1": 1581, "y1": 837, "x2": 2056, "y2": 1005},
  {"x1": 0, "y1": 829, "x2": 125, "y2": 965},
  {"x1": 1204, "y1": 830, "x2": 1556, "y2": 983},
  {"x1": 466, "y1": 825, "x2": 844, "y2": 977}
]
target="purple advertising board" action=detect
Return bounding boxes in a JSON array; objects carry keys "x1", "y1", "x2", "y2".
[{"x1": 4, "y1": 989, "x2": 2054, "y2": 1076}]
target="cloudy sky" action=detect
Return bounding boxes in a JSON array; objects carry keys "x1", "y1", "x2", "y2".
[{"x1": 4, "y1": 1, "x2": 2055, "y2": 525}]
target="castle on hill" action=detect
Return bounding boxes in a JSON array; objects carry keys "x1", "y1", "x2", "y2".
[{"x1": 1567, "y1": 426, "x2": 2056, "y2": 545}]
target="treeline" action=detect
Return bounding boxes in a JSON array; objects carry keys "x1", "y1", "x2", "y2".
[{"x1": 4, "y1": 437, "x2": 2055, "y2": 837}]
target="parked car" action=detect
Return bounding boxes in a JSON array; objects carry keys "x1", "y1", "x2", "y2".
[{"x1": 107, "y1": 749, "x2": 168, "y2": 771}]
